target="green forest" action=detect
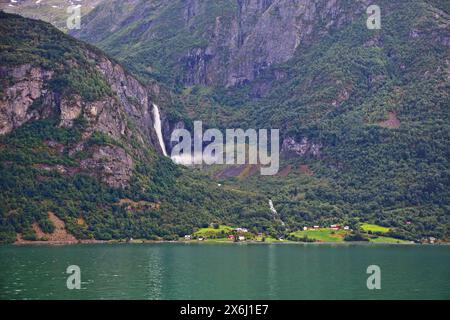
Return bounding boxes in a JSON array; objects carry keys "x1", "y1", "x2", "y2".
[{"x1": 0, "y1": 0, "x2": 449, "y2": 244}]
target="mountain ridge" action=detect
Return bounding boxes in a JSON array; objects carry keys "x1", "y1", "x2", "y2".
[{"x1": 73, "y1": 0, "x2": 373, "y2": 88}]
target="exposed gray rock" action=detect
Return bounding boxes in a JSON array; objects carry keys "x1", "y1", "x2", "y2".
[
  {"x1": 282, "y1": 136, "x2": 322, "y2": 157},
  {"x1": 179, "y1": 0, "x2": 370, "y2": 87},
  {"x1": 0, "y1": 55, "x2": 170, "y2": 188},
  {"x1": 80, "y1": 145, "x2": 134, "y2": 188},
  {"x1": 73, "y1": 0, "x2": 370, "y2": 87},
  {"x1": 0, "y1": 64, "x2": 54, "y2": 135},
  {"x1": 59, "y1": 95, "x2": 83, "y2": 128}
]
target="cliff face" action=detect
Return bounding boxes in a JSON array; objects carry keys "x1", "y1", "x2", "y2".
[
  {"x1": 0, "y1": 13, "x2": 170, "y2": 188},
  {"x1": 195, "y1": 0, "x2": 369, "y2": 87},
  {"x1": 73, "y1": 0, "x2": 371, "y2": 87},
  {"x1": 1, "y1": 63, "x2": 140, "y2": 188},
  {"x1": 0, "y1": 64, "x2": 55, "y2": 135}
]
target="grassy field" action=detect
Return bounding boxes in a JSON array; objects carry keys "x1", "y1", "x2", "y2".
[
  {"x1": 360, "y1": 224, "x2": 391, "y2": 233},
  {"x1": 191, "y1": 224, "x2": 406, "y2": 244},
  {"x1": 290, "y1": 229, "x2": 349, "y2": 242},
  {"x1": 201, "y1": 238, "x2": 234, "y2": 243},
  {"x1": 369, "y1": 236, "x2": 411, "y2": 244},
  {"x1": 183, "y1": 228, "x2": 411, "y2": 244},
  {"x1": 190, "y1": 227, "x2": 287, "y2": 243},
  {"x1": 193, "y1": 225, "x2": 234, "y2": 238}
]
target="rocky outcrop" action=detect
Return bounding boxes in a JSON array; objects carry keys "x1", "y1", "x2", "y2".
[
  {"x1": 229, "y1": 0, "x2": 371, "y2": 86},
  {"x1": 180, "y1": 0, "x2": 360, "y2": 86},
  {"x1": 0, "y1": 64, "x2": 54, "y2": 135},
  {"x1": 80, "y1": 145, "x2": 135, "y2": 188},
  {"x1": 282, "y1": 136, "x2": 322, "y2": 157},
  {"x1": 0, "y1": 56, "x2": 169, "y2": 188},
  {"x1": 59, "y1": 95, "x2": 83, "y2": 127},
  {"x1": 179, "y1": 0, "x2": 370, "y2": 87},
  {"x1": 93, "y1": 56, "x2": 153, "y2": 140},
  {"x1": 1, "y1": 9, "x2": 188, "y2": 190},
  {"x1": 74, "y1": 0, "x2": 370, "y2": 87}
]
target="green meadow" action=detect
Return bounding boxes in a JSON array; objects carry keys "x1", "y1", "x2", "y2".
[
  {"x1": 193, "y1": 225, "x2": 234, "y2": 238},
  {"x1": 369, "y1": 236, "x2": 411, "y2": 244},
  {"x1": 290, "y1": 229, "x2": 349, "y2": 242},
  {"x1": 188, "y1": 224, "x2": 412, "y2": 244},
  {"x1": 360, "y1": 224, "x2": 391, "y2": 234}
]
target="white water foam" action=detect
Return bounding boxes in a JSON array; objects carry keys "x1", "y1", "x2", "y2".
[{"x1": 152, "y1": 104, "x2": 168, "y2": 157}]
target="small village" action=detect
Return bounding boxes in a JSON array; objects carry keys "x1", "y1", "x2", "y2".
[
  {"x1": 179, "y1": 223, "x2": 414, "y2": 244},
  {"x1": 184, "y1": 227, "x2": 252, "y2": 242}
]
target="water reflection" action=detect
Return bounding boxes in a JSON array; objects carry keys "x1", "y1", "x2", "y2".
[{"x1": 0, "y1": 244, "x2": 449, "y2": 300}]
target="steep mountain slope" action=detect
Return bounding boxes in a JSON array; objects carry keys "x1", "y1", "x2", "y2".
[
  {"x1": 218, "y1": 0, "x2": 449, "y2": 240},
  {"x1": 1, "y1": 0, "x2": 105, "y2": 32},
  {"x1": 70, "y1": 0, "x2": 449, "y2": 241},
  {"x1": 73, "y1": 0, "x2": 373, "y2": 88},
  {"x1": 0, "y1": 12, "x2": 272, "y2": 243},
  {"x1": 219, "y1": 0, "x2": 450, "y2": 239}
]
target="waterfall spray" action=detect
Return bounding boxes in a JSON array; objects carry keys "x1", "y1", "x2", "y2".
[{"x1": 152, "y1": 104, "x2": 168, "y2": 157}]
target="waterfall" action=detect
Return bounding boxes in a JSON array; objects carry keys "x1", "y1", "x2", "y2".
[
  {"x1": 269, "y1": 200, "x2": 277, "y2": 215},
  {"x1": 152, "y1": 104, "x2": 168, "y2": 157},
  {"x1": 269, "y1": 200, "x2": 285, "y2": 226}
]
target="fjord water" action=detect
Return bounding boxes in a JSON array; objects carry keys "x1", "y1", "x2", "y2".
[{"x1": 0, "y1": 244, "x2": 449, "y2": 300}]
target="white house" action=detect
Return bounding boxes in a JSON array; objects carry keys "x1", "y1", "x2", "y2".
[{"x1": 238, "y1": 236, "x2": 246, "y2": 241}]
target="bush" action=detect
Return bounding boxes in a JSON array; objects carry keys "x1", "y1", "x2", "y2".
[
  {"x1": 344, "y1": 232, "x2": 369, "y2": 242},
  {"x1": 22, "y1": 228, "x2": 37, "y2": 241},
  {"x1": 39, "y1": 218, "x2": 55, "y2": 234}
]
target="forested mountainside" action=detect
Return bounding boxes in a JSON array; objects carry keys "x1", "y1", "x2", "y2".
[
  {"x1": 71, "y1": 0, "x2": 449, "y2": 241},
  {"x1": 0, "y1": 0, "x2": 449, "y2": 243},
  {"x1": 0, "y1": 12, "x2": 272, "y2": 243}
]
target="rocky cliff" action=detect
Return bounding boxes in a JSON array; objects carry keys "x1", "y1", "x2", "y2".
[
  {"x1": 0, "y1": 12, "x2": 170, "y2": 187},
  {"x1": 72, "y1": 0, "x2": 373, "y2": 87}
]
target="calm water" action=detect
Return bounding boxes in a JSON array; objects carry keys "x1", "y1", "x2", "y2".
[{"x1": 0, "y1": 243, "x2": 449, "y2": 300}]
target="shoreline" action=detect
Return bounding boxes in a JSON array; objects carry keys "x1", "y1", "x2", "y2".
[{"x1": 8, "y1": 239, "x2": 448, "y2": 247}]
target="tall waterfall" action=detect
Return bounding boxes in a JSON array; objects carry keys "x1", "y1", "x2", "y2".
[{"x1": 152, "y1": 104, "x2": 168, "y2": 157}]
